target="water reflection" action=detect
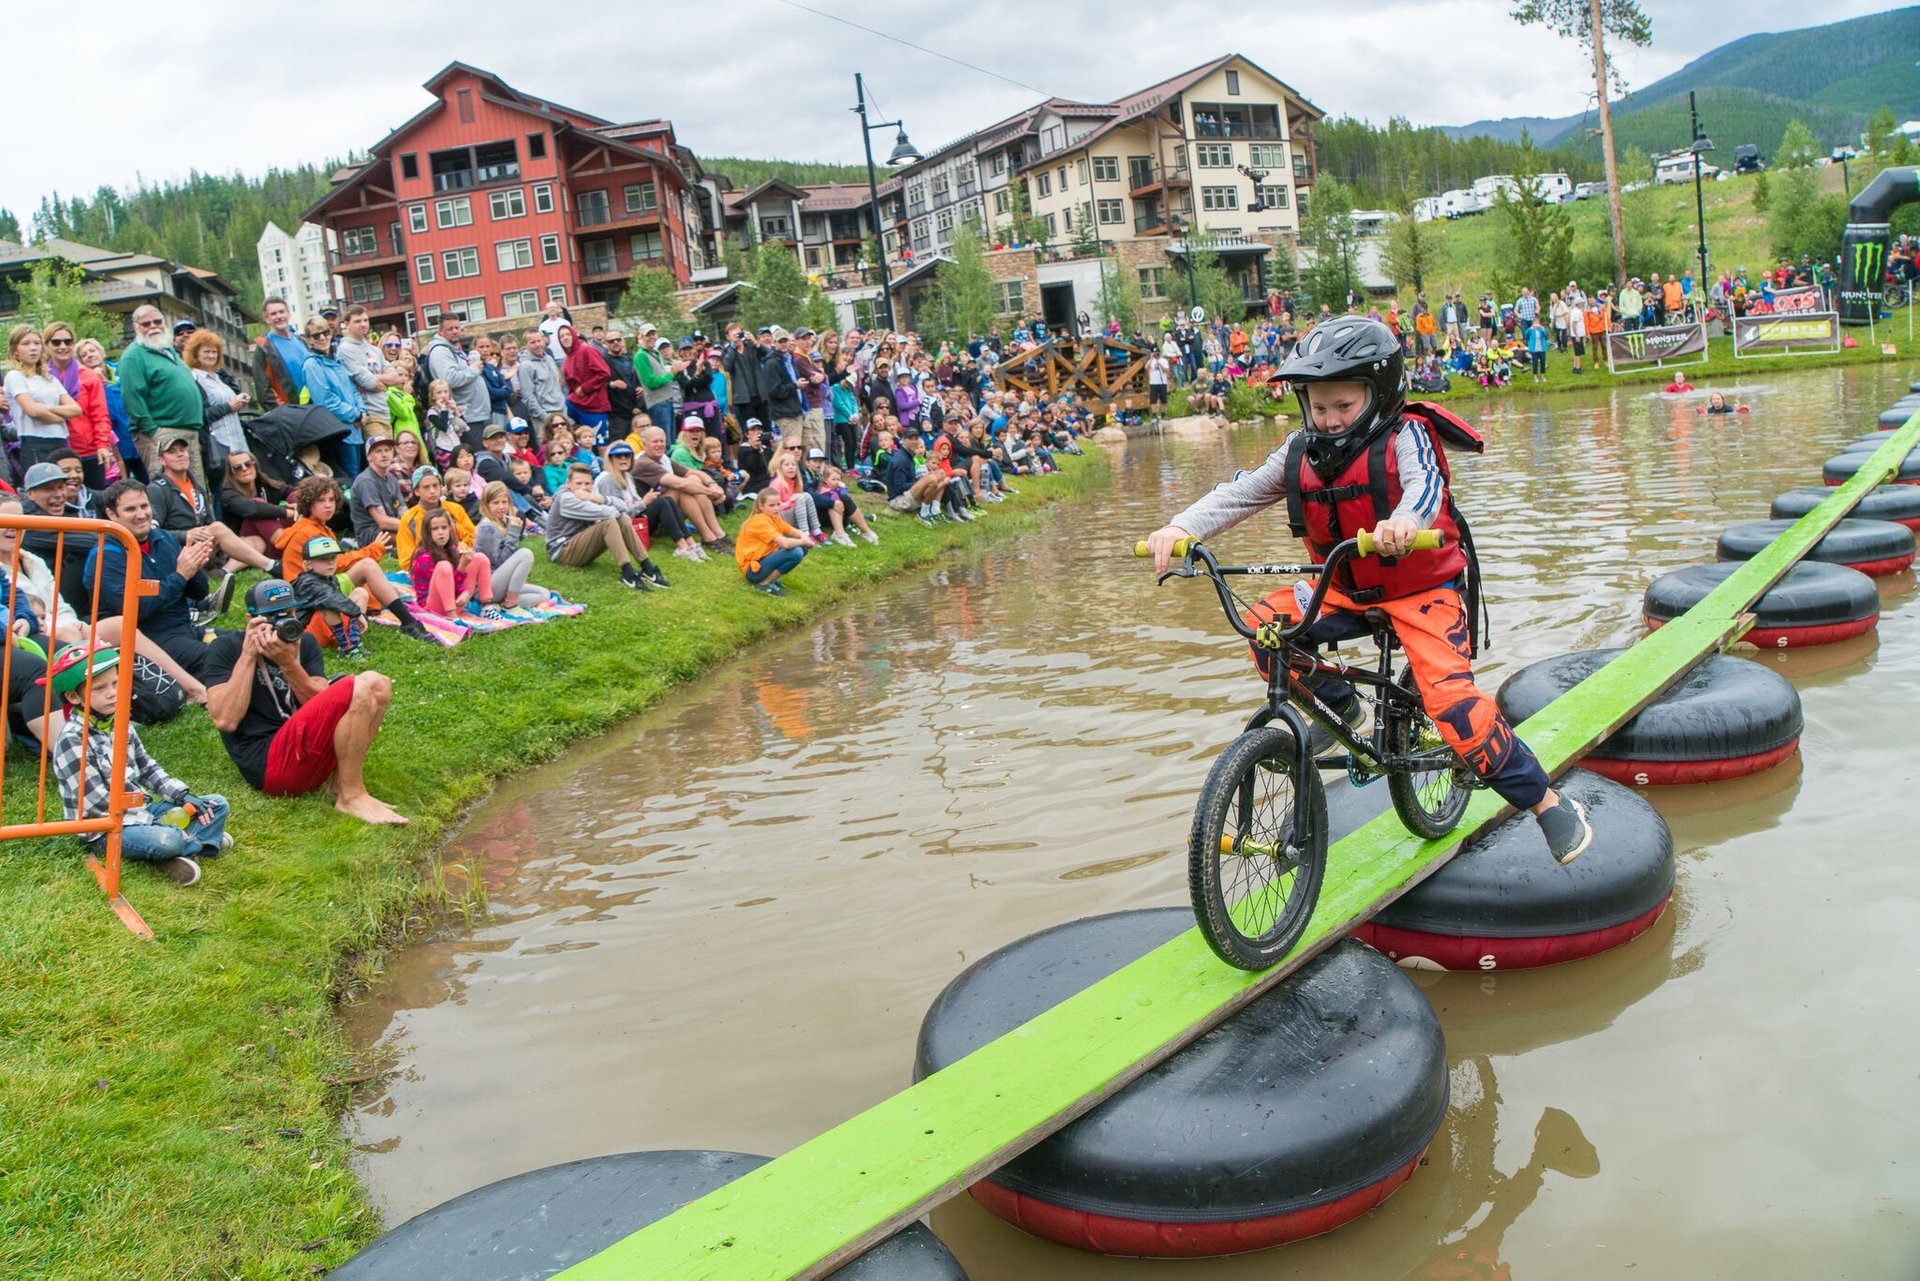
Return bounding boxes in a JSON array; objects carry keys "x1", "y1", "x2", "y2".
[{"x1": 345, "y1": 364, "x2": 1920, "y2": 1276}]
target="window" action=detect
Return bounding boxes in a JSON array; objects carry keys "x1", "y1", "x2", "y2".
[
  {"x1": 630, "y1": 230, "x2": 663, "y2": 260},
  {"x1": 420, "y1": 303, "x2": 441, "y2": 327},
  {"x1": 473, "y1": 142, "x2": 517, "y2": 184},
  {"x1": 578, "y1": 189, "x2": 612, "y2": 227},
  {"x1": 441, "y1": 246, "x2": 481, "y2": 279},
  {"x1": 1078, "y1": 159, "x2": 1090, "y2": 185},
  {"x1": 1197, "y1": 143, "x2": 1234, "y2": 168},
  {"x1": 1041, "y1": 124, "x2": 1064, "y2": 154},
  {"x1": 1036, "y1": 173, "x2": 1052, "y2": 198},
  {"x1": 1254, "y1": 185, "x2": 1290, "y2": 210},
  {"x1": 1093, "y1": 156, "x2": 1119, "y2": 182},
  {"x1": 456, "y1": 88, "x2": 474, "y2": 123},
  {"x1": 1201, "y1": 186, "x2": 1239, "y2": 211},
  {"x1": 533, "y1": 183, "x2": 554, "y2": 214},
  {"x1": 447, "y1": 296, "x2": 486, "y2": 322},
  {"x1": 1096, "y1": 198, "x2": 1124, "y2": 225},
  {"x1": 540, "y1": 234, "x2": 561, "y2": 264},
  {"x1": 989, "y1": 153, "x2": 1006, "y2": 176},
  {"x1": 760, "y1": 215, "x2": 791, "y2": 239},
  {"x1": 1225, "y1": 70, "x2": 1241, "y2": 95},
  {"x1": 584, "y1": 239, "x2": 618, "y2": 276},
  {"x1": 992, "y1": 190, "x2": 1010, "y2": 214},
  {"x1": 413, "y1": 254, "x2": 435, "y2": 284},
  {"x1": 341, "y1": 226, "x2": 379, "y2": 257},
  {"x1": 993, "y1": 281, "x2": 1024, "y2": 314},
  {"x1": 489, "y1": 188, "x2": 526, "y2": 220},
  {"x1": 503, "y1": 289, "x2": 541, "y2": 316},
  {"x1": 407, "y1": 205, "x2": 428, "y2": 234},
  {"x1": 400, "y1": 153, "x2": 419, "y2": 181},
  {"x1": 623, "y1": 181, "x2": 658, "y2": 213},
  {"x1": 347, "y1": 275, "x2": 385, "y2": 303},
  {"x1": 910, "y1": 219, "x2": 931, "y2": 252},
  {"x1": 1062, "y1": 205, "x2": 1073, "y2": 231},
  {"x1": 1043, "y1": 212, "x2": 1057, "y2": 236},
  {"x1": 1250, "y1": 143, "x2": 1287, "y2": 168},
  {"x1": 1138, "y1": 266, "x2": 1168, "y2": 299},
  {"x1": 931, "y1": 173, "x2": 950, "y2": 198},
  {"x1": 495, "y1": 238, "x2": 534, "y2": 270},
  {"x1": 527, "y1": 132, "x2": 547, "y2": 159},
  {"x1": 1058, "y1": 165, "x2": 1070, "y2": 188},
  {"x1": 935, "y1": 208, "x2": 954, "y2": 233},
  {"x1": 1174, "y1": 144, "x2": 1188, "y2": 171},
  {"x1": 547, "y1": 286, "x2": 568, "y2": 304},
  {"x1": 434, "y1": 197, "x2": 472, "y2": 229}
]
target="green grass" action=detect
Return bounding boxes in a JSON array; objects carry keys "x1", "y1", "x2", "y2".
[{"x1": 0, "y1": 452, "x2": 1106, "y2": 1280}]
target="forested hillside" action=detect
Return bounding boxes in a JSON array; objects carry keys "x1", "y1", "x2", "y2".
[{"x1": 1312, "y1": 117, "x2": 1603, "y2": 205}]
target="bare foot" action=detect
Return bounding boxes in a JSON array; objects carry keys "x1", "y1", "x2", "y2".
[{"x1": 335, "y1": 793, "x2": 410, "y2": 825}]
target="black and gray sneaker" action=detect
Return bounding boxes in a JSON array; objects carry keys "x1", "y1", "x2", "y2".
[
  {"x1": 642, "y1": 564, "x2": 671, "y2": 589},
  {"x1": 1537, "y1": 795, "x2": 1594, "y2": 866},
  {"x1": 619, "y1": 565, "x2": 651, "y2": 591}
]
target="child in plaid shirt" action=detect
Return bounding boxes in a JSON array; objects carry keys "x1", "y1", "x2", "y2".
[{"x1": 49, "y1": 644, "x2": 230, "y2": 887}]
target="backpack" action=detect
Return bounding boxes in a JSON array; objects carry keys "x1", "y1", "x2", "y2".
[{"x1": 127, "y1": 654, "x2": 186, "y2": 724}]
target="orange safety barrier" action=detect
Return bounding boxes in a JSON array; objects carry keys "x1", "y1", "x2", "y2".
[{"x1": 0, "y1": 513, "x2": 156, "y2": 937}]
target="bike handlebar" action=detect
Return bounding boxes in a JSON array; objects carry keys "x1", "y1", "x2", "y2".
[{"x1": 1131, "y1": 529, "x2": 1443, "y2": 560}]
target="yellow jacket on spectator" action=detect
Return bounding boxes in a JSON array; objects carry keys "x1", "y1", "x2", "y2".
[{"x1": 397, "y1": 500, "x2": 475, "y2": 564}]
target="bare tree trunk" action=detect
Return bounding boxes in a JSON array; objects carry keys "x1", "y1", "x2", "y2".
[{"x1": 1591, "y1": 0, "x2": 1627, "y2": 289}]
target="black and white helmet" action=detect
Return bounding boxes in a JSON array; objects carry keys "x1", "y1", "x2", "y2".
[{"x1": 1277, "y1": 316, "x2": 1405, "y2": 476}]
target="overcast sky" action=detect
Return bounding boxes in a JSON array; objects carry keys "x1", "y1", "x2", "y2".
[{"x1": 6, "y1": 0, "x2": 1905, "y2": 236}]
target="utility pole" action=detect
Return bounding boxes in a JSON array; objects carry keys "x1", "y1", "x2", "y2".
[
  {"x1": 1590, "y1": 0, "x2": 1627, "y2": 290},
  {"x1": 1688, "y1": 90, "x2": 1713, "y2": 296}
]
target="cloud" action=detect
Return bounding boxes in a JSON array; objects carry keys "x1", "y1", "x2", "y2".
[{"x1": 0, "y1": 0, "x2": 1902, "y2": 237}]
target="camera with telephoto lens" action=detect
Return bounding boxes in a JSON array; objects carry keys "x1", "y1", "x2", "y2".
[{"x1": 269, "y1": 614, "x2": 305, "y2": 645}]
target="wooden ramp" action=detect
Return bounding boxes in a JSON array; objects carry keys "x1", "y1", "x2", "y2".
[
  {"x1": 558, "y1": 415, "x2": 1920, "y2": 1280},
  {"x1": 991, "y1": 337, "x2": 1151, "y2": 410}
]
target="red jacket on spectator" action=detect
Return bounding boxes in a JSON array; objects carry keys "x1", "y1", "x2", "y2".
[
  {"x1": 563, "y1": 341, "x2": 611, "y2": 413},
  {"x1": 69, "y1": 366, "x2": 113, "y2": 457}
]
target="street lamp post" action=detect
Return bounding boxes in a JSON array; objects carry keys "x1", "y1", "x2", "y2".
[
  {"x1": 1688, "y1": 90, "x2": 1714, "y2": 300},
  {"x1": 852, "y1": 74, "x2": 921, "y2": 332},
  {"x1": 1168, "y1": 215, "x2": 1201, "y2": 314}
]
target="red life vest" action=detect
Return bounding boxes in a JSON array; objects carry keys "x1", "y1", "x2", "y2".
[{"x1": 1282, "y1": 401, "x2": 1484, "y2": 605}]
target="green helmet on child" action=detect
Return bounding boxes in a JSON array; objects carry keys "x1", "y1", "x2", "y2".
[{"x1": 41, "y1": 643, "x2": 121, "y2": 698}]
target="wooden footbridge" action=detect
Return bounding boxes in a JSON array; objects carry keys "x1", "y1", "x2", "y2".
[
  {"x1": 989, "y1": 336, "x2": 1152, "y2": 409},
  {"x1": 555, "y1": 414, "x2": 1920, "y2": 1279}
]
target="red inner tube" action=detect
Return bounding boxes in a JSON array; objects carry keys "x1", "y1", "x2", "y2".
[
  {"x1": 1840, "y1": 552, "x2": 1916, "y2": 577},
  {"x1": 1352, "y1": 896, "x2": 1671, "y2": 971},
  {"x1": 1580, "y1": 738, "x2": 1799, "y2": 786},
  {"x1": 1646, "y1": 613, "x2": 1879, "y2": 648},
  {"x1": 970, "y1": 1149, "x2": 1425, "y2": 1258}
]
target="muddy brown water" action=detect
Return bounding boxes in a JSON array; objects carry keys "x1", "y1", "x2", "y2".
[{"x1": 344, "y1": 365, "x2": 1920, "y2": 1278}]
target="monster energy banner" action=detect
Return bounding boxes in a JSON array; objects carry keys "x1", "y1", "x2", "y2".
[
  {"x1": 1605, "y1": 322, "x2": 1709, "y2": 371},
  {"x1": 1733, "y1": 312, "x2": 1840, "y2": 357},
  {"x1": 1839, "y1": 225, "x2": 1889, "y2": 325}
]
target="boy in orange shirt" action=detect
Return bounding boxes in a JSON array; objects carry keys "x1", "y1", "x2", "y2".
[{"x1": 733, "y1": 489, "x2": 810, "y2": 597}]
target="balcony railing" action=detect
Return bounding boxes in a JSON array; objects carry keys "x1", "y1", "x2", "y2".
[
  {"x1": 331, "y1": 238, "x2": 404, "y2": 269},
  {"x1": 1127, "y1": 161, "x2": 1191, "y2": 194},
  {"x1": 1193, "y1": 120, "x2": 1282, "y2": 139},
  {"x1": 1134, "y1": 208, "x2": 1168, "y2": 235}
]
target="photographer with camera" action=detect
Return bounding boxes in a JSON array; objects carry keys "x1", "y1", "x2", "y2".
[{"x1": 202, "y1": 580, "x2": 407, "y2": 826}]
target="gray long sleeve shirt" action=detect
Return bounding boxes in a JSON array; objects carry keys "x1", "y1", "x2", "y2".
[
  {"x1": 335, "y1": 334, "x2": 392, "y2": 421},
  {"x1": 517, "y1": 354, "x2": 568, "y2": 420},
  {"x1": 1171, "y1": 425, "x2": 1444, "y2": 545},
  {"x1": 543, "y1": 489, "x2": 624, "y2": 561}
]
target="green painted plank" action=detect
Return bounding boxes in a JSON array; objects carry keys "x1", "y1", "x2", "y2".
[{"x1": 559, "y1": 413, "x2": 1920, "y2": 1280}]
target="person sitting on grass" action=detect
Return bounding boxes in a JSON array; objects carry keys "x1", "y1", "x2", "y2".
[
  {"x1": 734, "y1": 488, "x2": 809, "y2": 597},
  {"x1": 206, "y1": 580, "x2": 408, "y2": 825},
  {"x1": 593, "y1": 442, "x2": 682, "y2": 581},
  {"x1": 49, "y1": 643, "x2": 231, "y2": 887},
  {"x1": 544, "y1": 463, "x2": 655, "y2": 590},
  {"x1": 508, "y1": 455, "x2": 550, "y2": 518},
  {"x1": 85, "y1": 480, "x2": 227, "y2": 705},
  {"x1": 396, "y1": 467, "x2": 476, "y2": 565},
  {"x1": 445, "y1": 466, "x2": 480, "y2": 523},
  {"x1": 635, "y1": 426, "x2": 730, "y2": 554},
  {"x1": 699, "y1": 434, "x2": 745, "y2": 512},
  {"x1": 541, "y1": 437, "x2": 573, "y2": 498},
  {"x1": 274, "y1": 475, "x2": 432, "y2": 644},
  {"x1": 411, "y1": 507, "x2": 499, "y2": 621},
  {"x1": 816, "y1": 463, "x2": 878, "y2": 544},
  {"x1": 770, "y1": 444, "x2": 829, "y2": 544},
  {"x1": 144, "y1": 431, "x2": 277, "y2": 609},
  {"x1": 473, "y1": 481, "x2": 553, "y2": 607},
  {"x1": 881, "y1": 429, "x2": 948, "y2": 526},
  {"x1": 292, "y1": 535, "x2": 372, "y2": 661},
  {"x1": 926, "y1": 436, "x2": 978, "y2": 522}
]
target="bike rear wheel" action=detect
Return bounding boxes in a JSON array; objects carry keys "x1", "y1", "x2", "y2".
[
  {"x1": 1385, "y1": 671, "x2": 1472, "y2": 838},
  {"x1": 1188, "y1": 726, "x2": 1328, "y2": 970}
]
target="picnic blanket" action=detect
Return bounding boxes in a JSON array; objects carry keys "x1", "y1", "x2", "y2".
[{"x1": 367, "y1": 573, "x2": 587, "y2": 647}]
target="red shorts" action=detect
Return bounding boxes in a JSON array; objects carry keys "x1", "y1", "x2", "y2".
[{"x1": 263, "y1": 675, "x2": 356, "y2": 797}]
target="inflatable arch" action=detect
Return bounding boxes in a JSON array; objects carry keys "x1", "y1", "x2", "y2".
[{"x1": 1839, "y1": 165, "x2": 1919, "y2": 324}]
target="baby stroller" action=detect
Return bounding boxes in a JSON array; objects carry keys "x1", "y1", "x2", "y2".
[{"x1": 244, "y1": 405, "x2": 355, "y2": 490}]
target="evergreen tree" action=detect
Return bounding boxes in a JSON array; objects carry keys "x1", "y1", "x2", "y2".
[
  {"x1": 1380, "y1": 191, "x2": 1432, "y2": 295},
  {"x1": 1004, "y1": 180, "x2": 1047, "y2": 249},
  {"x1": 1068, "y1": 208, "x2": 1102, "y2": 260},
  {"x1": 802, "y1": 283, "x2": 838, "y2": 335},
  {"x1": 1769, "y1": 120, "x2": 1848, "y2": 261},
  {"x1": 1489, "y1": 134, "x2": 1575, "y2": 301},
  {"x1": 736, "y1": 243, "x2": 810, "y2": 331},
  {"x1": 618, "y1": 263, "x2": 688, "y2": 333},
  {"x1": 0, "y1": 208, "x2": 20, "y2": 243},
  {"x1": 1095, "y1": 260, "x2": 1141, "y2": 336},
  {"x1": 1864, "y1": 107, "x2": 1901, "y2": 155},
  {"x1": 1299, "y1": 176, "x2": 1360, "y2": 311},
  {"x1": 933, "y1": 221, "x2": 996, "y2": 341},
  {"x1": 1750, "y1": 169, "x2": 1770, "y2": 213},
  {"x1": 14, "y1": 261, "x2": 120, "y2": 348}
]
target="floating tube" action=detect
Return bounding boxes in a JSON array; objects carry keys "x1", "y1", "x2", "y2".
[
  {"x1": 1773, "y1": 485, "x2": 1920, "y2": 531},
  {"x1": 1840, "y1": 436, "x2": 1918, "y2": 457},
  {"x1": 330, "y1": 1151, "x2": 968, "y2": 1279},
  {"x1": 1497, "y1": 650, "x2": 1802, "y2": 786},
  {"x1": 1644, "y1": 561, "x2": 1880, "y2": 647},
  {"x1": 1716, "y1": 517, "x2": 1915, "y2": 577},
  {"x1": 1824, "y1": 451, "x2": 1920, "y2": 486},
  {"x1": 1353, "y1": 770, "x2": 1673, "y2": 971},
  {"x1": 915, "y1": 912, "x2": 1445, "y2": 1257}
]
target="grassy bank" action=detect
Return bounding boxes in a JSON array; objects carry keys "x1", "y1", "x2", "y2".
[{"x1": 0, "y1": 451, "x2": 1107, "y2": 1279}]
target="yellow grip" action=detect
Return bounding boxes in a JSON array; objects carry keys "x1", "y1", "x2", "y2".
[
  {"x1": 1134, "y1": 538, "x2": 1193, "y2": 558},
  {"x1": 1355, "y1": 528, "x2": 1445, "y2": 558}
]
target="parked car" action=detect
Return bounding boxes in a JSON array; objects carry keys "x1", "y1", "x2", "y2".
[{"x1": 1734, "y1": 144, "x2": 1765, "y2": 173}]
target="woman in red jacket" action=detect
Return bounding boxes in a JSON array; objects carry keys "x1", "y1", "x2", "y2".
[
  {"x1": 43, "y1": 321, "x2": 114, "y2": 488},
  {"x1": 557, "y1": 324, "x2": 612, "y2": 453}
]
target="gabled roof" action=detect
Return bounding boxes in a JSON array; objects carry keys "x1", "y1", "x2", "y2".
[
  {"x1": 797, "y1": 184, "x2": 874, "y2": 213},
  {"x1": 889, "y1": 255, "x2": 953, "y2": 290},
  {"x1": 424, "y1": 61, "x2": 611, "y2": 128},
  {"x1": 721, "y1": 178, "x2": 811, "y2": 212}
]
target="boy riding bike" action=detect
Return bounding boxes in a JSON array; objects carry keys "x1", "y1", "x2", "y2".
[{"x1": 1146, "y1": 316, "x2": 1592, "y2": 864}]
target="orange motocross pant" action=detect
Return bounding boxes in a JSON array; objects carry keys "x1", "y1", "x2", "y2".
[{"x1": 1244, "y1": 580, "x2": 1550, "y2": 810}]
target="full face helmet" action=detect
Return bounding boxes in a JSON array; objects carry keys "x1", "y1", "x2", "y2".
[{"x1": 1276, "y1": 315, "x2": 1405, "y2": 477}]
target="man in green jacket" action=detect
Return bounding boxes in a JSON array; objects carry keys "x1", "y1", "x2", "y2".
[
  {"x1": 633, "y1": 321, "x2": 685, "y2": 443},
  {"x1": 118, "y1": 304, "x2": 209, "y2": 487}
]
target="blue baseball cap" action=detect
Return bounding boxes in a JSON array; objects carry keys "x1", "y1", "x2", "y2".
[{"x1": 607, "y1": 442, "x2": 635, "y2": 457}]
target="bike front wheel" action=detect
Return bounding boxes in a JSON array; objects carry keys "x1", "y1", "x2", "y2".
[
  {"x1": 1188, "y1": 726, "x2": 1328, "y2": 970},
  {"x1": 1385, "y1": 671, "x2": 1473, "y2": 838}
]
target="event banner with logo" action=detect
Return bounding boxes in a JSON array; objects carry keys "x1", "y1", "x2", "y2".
[
  {"x1": 1606, "y1": 322, "x2": 1709, "y2": 371},
  {"x1": 1733, "y1": 312, "x2": 1841, "y2": 357},
  {"x1": 1764, "y1": 285, "x2": 1825, "y2": 314}
]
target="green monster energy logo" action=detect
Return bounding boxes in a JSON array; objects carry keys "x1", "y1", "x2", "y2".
[
  {"x1": 1852, "y1": 239, "x2": 1884, "y2": 287},
  {"x1": 1622, "y1": 330, "x2": 1647, "y2": 360}
]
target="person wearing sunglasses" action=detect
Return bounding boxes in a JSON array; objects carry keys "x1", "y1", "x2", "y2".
[{"x1": 39, "y1": 321, "x2": 114, "y2": 489}]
